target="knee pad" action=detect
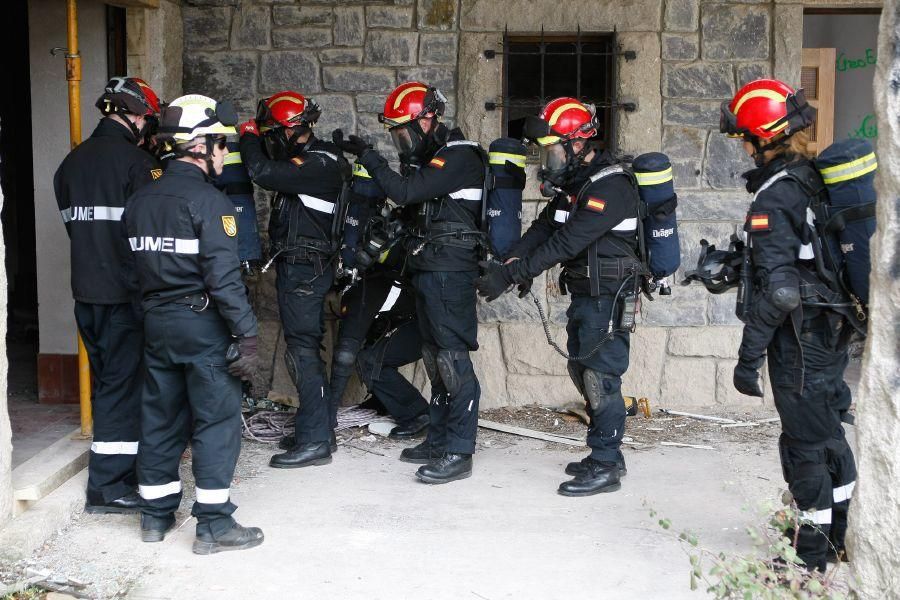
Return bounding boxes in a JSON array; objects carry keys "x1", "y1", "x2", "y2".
[
  {"x1": 567, "y1": 361, "x2": 586, "y2": 397},
  {"x1": 333, "y1": 339, "x2": 360, "y2": 376},
  {"x1": 421, "y1": 344, "x2": 440, "y2": 385},
  {"x1": 436, "y1": 350, "x2": 472, "y2": 397},
  {"x1": 285, "y1": 346, "x2": 319, "y2": 387},
  {"x1": 583, "y1": 370, "x2": 621, "y2": 412}
]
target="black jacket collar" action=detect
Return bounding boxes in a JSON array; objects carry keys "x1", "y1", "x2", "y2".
[
  {"x1": 165, "y1": 159, "x2": 211, "y2": 182},
  {"x1": 92, "y1": 116, "x2": 137, "y2": 144}
]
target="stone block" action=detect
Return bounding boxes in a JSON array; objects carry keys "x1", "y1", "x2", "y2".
[
  {"x1": 460, "y1": 0, "x2": 661, "y2": 33},
  {"x1": 356, "y1": 93, "x2": 387, "y2": 113},
  {"x1": 641, "y1": 284, "x2": 708, "y2": 327},
  {"x1": 708, "y1": 291, "x2": 742, "y2": 326},
  {"x1": 324, "y1": 67, "x2": 396, "y2": 92},
  {"x1": 668, "y1": 326, "x2": 741, "y2": 359},
  {"x1": 183, "y1": 52, "x2": 258, "y2": 107},
  {"x1": 365, "y1": 31, "x2": 419, "y2": 66},
  {"x1": 366, "y1": 5, "x2": 414, "y2": 28},
  {"x1": 676, "y1": 190, "x2": 749, "y2": 222},
  {"x1": 659, "y1": 356, "x2": 717, "y2": 408},
  {"x1": 499, "y1": 323, "x2": 569, "y2": 376},
  {"x1": 311, "y1": 94, "x2": 357, "y2": 140},
  {"x1": 737, "y1": 63, "x2": 771, "y2": 87},
  {"x1": 702, "y1": 5, "x2": 769, "y2": 61},
  {"x1": 357, "y1": 112, "x2": 393, "y2": 148},
  {"x1": 773, "y1": 4, "x2": 802, "y2": 89},
  {"x1": 272, "y1": 6, "x2": 333, "y2": 27},
  {"x1": 319, "y1": 48, "x2": 364, "y2": 65},
  {"x1": 419, "y1": 0, "x2": 457, "y2": 30},
  {"x1": 620, "y1": 326, "x2": 668, "y2": 401},
  {"x1": 334, "y1": 7, "x2": 365, "y2": 47},
  {"x1": 184, "y1": 0, "x2": 237, "y2": 6},
  {"x1": 617, "y1": 32, "x2": 662, "y2": 156},
  {"x1": 704, "y1": 133, "x2": 754, "y2": 189},
  {"x1": 662, "y1": 33, "x2": 698, "y2": 61},
  {"x1": 476, "y1": 288, "x2": 544, "y2": 323},
  {"x1": 419, "y1": 33, "x2": 459, "y2": 65},
  {"x1": 662, "y1": 126, "x2": 706, "y2": 162},
  {"x1": 505, "y1": 375, "x2": 581, "y2": 409},
  {"x1": 663, "y1": 63, "x2": 733, "y2": 99},
  {"x1": 456, "y1": 32, "x2": 503, "y2": 144},
  {"x1": 671, "y1": 160, "x2": 702, "y2": 189},
  {"x1": 715, "y1": 359, "x2": 772, "y2": 406},
  {"x1": 474, "y1": 324, "x2": 510, "y2": 409},
  {"x1": 273, "y1": 28, "x2": 332, "y2": 49},
  {"x1": 664, "y1": 0, "x2": 698, "y2": 32},
  {"x1": 230, "y1": 4, "x2": 269, "y2": 50},
  {"x1": 260, "y1": 51, "x2": 321, "y2": 94},
  {"x1": 663, "y1": 100, "x2": 722, "y2": 128},
  {"x1": 397, "y1": 66, "x2": 456, "y2": 90},
  {"x1": 183, "y1": 7, "x2": 231, "y2": 52}
]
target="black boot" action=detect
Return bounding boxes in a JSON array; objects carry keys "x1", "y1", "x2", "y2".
[
  {"x1": 558, "y1": 459, "x2": 621, "y2": 496},
  {"x1": 85, "y1": 491, "x2": 141, "y2": 514},
  {"x1": 278, "y1": 431, "x2": 338, "y2": 453},
  {"x1": 389, "y1": 414, "x2": 430, "y2": 440},
  {"x1": 192, "y1": 523, "x2": 264, "y2": 555},
  {"x1": 141, "y1": 513, "x2": 175, "y2": 543},
  {"x1": 269, "y1": 441, "x2": 332, "y2": 469},
  {"x1": 399, "y1": 439, "x2": 445, "y2": 464},
  {"x1": 415, "y1": 453, "x2": 473, "y2": 484},
  {"x1": 565, "y1": 456, "x2": 627, "y2": 478}
]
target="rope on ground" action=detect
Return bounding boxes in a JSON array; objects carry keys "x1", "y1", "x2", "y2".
[{"x1": 241, "y1": 406, "x2": 381, "y2": 442}]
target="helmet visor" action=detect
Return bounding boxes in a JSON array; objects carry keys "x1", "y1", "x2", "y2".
[
  {"x1": 539, "y1": 142, "x2": 568, "y2": 173},
  {"x1": 389, "y1": 125, "x2": 418, "y2": 156},
  {"x1": 719, "y1": 102, "x2": 744, "y2": 138}
]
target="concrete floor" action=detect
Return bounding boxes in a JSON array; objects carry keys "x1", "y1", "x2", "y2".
[
  {"x1": 6, "y1": 420, "x2": 826, "y2": 600},
  {"x1": 9, "y1": 394, "x2": 81, "y2": 469}
]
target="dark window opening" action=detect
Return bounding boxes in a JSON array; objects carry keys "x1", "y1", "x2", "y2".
[
  {"x1": 106, "y1": 5, "x2": 127, "y2": 79},
  {"x1": 502, "y1": 33, "x2": 617, "y2": 153}
]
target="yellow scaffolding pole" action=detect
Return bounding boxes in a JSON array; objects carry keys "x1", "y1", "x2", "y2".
[{"x1": 63, "y1": 0, "x2": 92, "y2": 438}]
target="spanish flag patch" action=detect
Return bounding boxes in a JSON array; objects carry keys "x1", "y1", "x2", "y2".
[
  {"x1": 585, "y1": 197, "x2": 606, "y2": 213},
  {"x1": 291, "y1": 157, "x2": 304, "y2": 167},
  {"x1": 429, "y1": 157, "x2": 446, "y2": 169},
  {"x1": 747, "y1": 212, "x2": 771, "y2": 232}
]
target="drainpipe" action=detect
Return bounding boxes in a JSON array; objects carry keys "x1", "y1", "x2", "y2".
[{"x1": 64, "y1": 0, "x2": 93, "y2": 438}]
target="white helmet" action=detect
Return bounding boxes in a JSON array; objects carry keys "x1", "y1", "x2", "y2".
[{"x1": 158, "y1": 94, "x2": 237, "y2": 143}]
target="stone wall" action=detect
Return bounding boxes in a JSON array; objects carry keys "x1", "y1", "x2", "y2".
[
  {"x1": 848, "y1": 1, "x2": 900, "y2": 594},
  {"x1": 180, "y1": 0, "x2": 810, "y2": 409},
  {"x1": 0, "y1": 131, "x2": 11, "y2": 527}
]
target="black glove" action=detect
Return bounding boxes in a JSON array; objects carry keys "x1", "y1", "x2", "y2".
[
  {"x1": 227, "y1": 335, "x2": 259, "y2": 381},
  {"x1": 332, "y1": 129, "x2": 372, "y2": 157},
  {"x1": 517, "y1": 279, "x2": 533, "y2": 299},
  {"x1": 475, "y1": 260, "x2": 512, "y2": 302},
  {"x1": 733, "y1": 356, "x2": 764, "y2": 397}
]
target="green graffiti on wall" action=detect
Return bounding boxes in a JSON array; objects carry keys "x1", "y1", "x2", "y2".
[
  {"x1": 836, "y1": 49, "x2": 877, "y2": 72},
  {"x1": 849, "y1": 114, "x2": 878, "y2": 139}
]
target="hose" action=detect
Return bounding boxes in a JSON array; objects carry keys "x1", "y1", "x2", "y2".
[{"x1": 241, "y1": 406, "x2": 381, "y2": 443}]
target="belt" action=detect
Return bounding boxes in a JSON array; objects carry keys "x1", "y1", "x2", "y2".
[
  {"x1": 171, "y1": 292, "x2": 214, "y2": 312},
  {"x1": 564, "y1": 258, "x2": 640, "y2": 281}
]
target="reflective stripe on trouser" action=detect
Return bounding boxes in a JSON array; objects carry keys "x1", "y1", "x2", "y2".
[
  {"x1": 566, "y1": 294, "x2": 630, "y2": 464},
  {"x1": 75, "y1": 302, "x2": 143, "y2": 505},
  {"x1": 411, "y1": 271, "x2": 480, "y2": 454},
  {"x1": 276, "y1": 261, "x2": 334, "y2": 443},
  {"x1": 356, "y1": 319, "x2": 427, "y2": 425},
  {"x1": 137, "y1": 304, "x2": 242, "y2": 537},
  {"x1": 768, "y1": 318, "x2": 856, "y2": 570}
]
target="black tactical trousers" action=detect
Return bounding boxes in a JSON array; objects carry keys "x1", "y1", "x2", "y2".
[
  {"x1": 768, "y1": 316, "x2": 856, "y2": 571},
  {"x1": 276, "y1": 260, "x2": 334, "y2": 444},
  {"x1": 74, "y1": 301, "x2": 143, "y2": 504},
  {"x1": 412, "y1": 270, "x2": 481, "y2": 455},
  {"x1": 566, "y1": 294, "x2": 630, "y2": 464},
  {"x1": 137, "y1": 303, "x2": 243, "y2": 537},
  {"x1": 357, "y1": 319, "x2": 428, "y2": 425}
]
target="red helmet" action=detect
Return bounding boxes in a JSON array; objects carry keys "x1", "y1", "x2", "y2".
[
  {"x1": 379, "y1": 81, "x2": 446, "y2": 128},
  {"x1": 258, "y1": 90, "x2": 321, "y2": 128},
  {"x1": 522, "y1": 97, "x2": 597, "y2": 146},
  {"x1": 721, "y1": 78, "x2": 815, "y2": 140},
  {"x1": 96, "y1": 77, "x2": 161, "y2": 117}
]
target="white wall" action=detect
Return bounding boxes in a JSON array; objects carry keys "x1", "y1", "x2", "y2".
[{"x1": 28, "y1": 0, "x2": 108, "y2": 355}]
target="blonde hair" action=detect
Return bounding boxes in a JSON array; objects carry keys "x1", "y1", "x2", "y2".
[{"x1": 766, "y1": 130, "x2": 813, "y2": 161}]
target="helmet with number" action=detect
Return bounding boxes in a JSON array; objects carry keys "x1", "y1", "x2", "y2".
[
  {"x1": 522, "y1": 97, "x2": 600, "y2": 191},
  {"x1": 378, "y1": 81, "x2": 447, "y2": 165},
  {"x1": 720, "y1": 79, "x2": 815, "y2": 141},
  {"x1": 95, "y1": 76, "x2": 161, "y2": 118},
  {"x1": 257, "y1": 90, "x2": 321, "y2": 129}
]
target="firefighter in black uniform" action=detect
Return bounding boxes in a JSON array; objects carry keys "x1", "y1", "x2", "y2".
[
  {"x1": 54, "y1": 77, "x2": 161, "y2": 514},
  {"x1": 126, "y1": 94, "x2": 263, "y2": 554},
  {"x1": 476, "y1": 98, "x2": 640, "y2": 497},
  {"x1": 716, "y1": 79, "x2": 857, "y2": 570},
  {"x1": 238, "y1": 91, "x2": 347, "y2": 469},
  {"x1": 333, "y1": 81, "x2": 484, "y2": 484}
]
